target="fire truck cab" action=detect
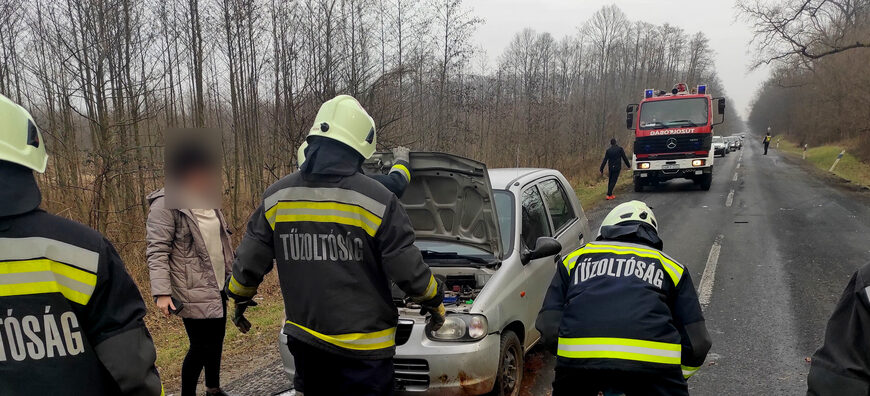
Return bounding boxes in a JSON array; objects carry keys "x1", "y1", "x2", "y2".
[{"x1": 626, "y1": 83, "x2": 726, "y2": 191}]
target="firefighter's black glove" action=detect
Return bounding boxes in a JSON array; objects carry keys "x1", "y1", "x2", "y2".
[
  {"x1": 233, "y1": 300, "x2": 258, "y2": 334},
  {"x1": 422, "y1": 304, "x2": 447, "y2": 332}
]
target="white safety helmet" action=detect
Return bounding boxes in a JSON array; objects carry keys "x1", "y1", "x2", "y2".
[
  {"x1": 306, "y1": 95, "x2": 377, "y2": 159},
  {"x1": 0, "y1": 94, "x2": 47, "y2": 173},
  {"x1": 599, "y1": 200, "x2": 658, "y2": 236}
]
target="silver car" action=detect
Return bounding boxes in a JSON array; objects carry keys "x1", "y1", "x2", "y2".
[{"x1": 280, "y1": 153, "x2": 591, "y2": 396}]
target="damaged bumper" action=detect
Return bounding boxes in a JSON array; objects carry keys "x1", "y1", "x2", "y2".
[{"x1": 395, "y1": 321, "x2": 500, "y2": 395}]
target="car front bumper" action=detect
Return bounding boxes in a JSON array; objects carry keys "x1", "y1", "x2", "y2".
[{"x1": 277, "y1": 322, "x2": 501, "y2": 396}]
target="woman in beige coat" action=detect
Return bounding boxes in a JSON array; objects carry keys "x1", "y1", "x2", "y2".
[{"x1": 146, "y1": 145, "x2": 234, "y2": 396}]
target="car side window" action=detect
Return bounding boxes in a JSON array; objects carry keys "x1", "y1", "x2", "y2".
[
  {"x1": 539, "y1": 179, "x2": 576, "y2": 232},
  {"x1": 521, "y1": 186, "x2": 552, "y2": 249}
]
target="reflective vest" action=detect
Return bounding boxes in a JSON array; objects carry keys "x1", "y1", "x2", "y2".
[
  {"x1": 541, "y1": 241, "x2": 706, "y2": 378},
  {"x1": 227, "y1": 170, "x2": 436, "y2": 359}
]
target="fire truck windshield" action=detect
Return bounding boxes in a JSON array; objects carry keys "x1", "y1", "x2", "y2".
[{"x1": 639, "y1": 97, "x2": 708, "y2": 130}]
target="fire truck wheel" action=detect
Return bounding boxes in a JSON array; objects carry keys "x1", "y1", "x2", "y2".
[
  {"x1": 700, "y1": 173, "x2": 712, "y2": 191},
  {"x1": 634, "y1": 178, "x2": 644, "y2": 192}
]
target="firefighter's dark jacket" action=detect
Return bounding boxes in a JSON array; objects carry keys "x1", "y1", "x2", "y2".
[
  {"x1": 0, "y1": 162, "x2": 163, "y2": 395},
  {"x1": 807, "y1": 263, "x2": 870, "y2": 395},
  {"x1": 536, "y1": 222, "x2": 711, "y2": 380},
  {"x1": 600, "y1": 144, "x2": 631, "y2": 173},
  {"x1": 227, "y1": 138, "x2": 439, "y2": 359},
  {"x1": 369, "y1": 159, "x2": 411, "y2": 198}
]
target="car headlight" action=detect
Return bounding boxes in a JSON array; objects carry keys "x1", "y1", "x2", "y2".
[
  {"x1": 427, "y1": 314, "x2": 488, "y2": 341},
  {"x1": 638, "y1": 162, "x2": 650, "y2": 169},
  {"x1": 692, "y1": 159, "x2": 705, "y2": 167}
]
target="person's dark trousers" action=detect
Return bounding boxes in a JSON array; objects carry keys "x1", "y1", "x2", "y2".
[
  {"x1": 552, "y1": 366, "x2": 688, "y2": 396},
  {"x1": 764, "y1": 143, "x2": 770, "y2": 155},
  {"x1": 181, "y1": 304, "x2": 227, "y2": 396},
  {"x1": 607, "y1": 168, "x2": 621, "y2": 196},
  {"x1": 288, "y1": 337, "x2": 394, "y2": 396}
]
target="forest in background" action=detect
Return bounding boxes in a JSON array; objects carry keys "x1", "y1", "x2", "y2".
[
  {"x1": 744, "y1": 0, "x2": 870, "y2": 159},
  {"x1": 0, "y1": 0, "x2": 734, "y2": 288}
]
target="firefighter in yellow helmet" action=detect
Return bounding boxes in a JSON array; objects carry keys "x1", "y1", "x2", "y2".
[
  {"x1": 0, "y1": 94, "x2": 163, "y2": 395},
  {"x1": 536, "y1": 200, "x2": 710, "y2": 396},
  {"x1": 226, "y1": 94, "x2": 445, "y2": 395}
]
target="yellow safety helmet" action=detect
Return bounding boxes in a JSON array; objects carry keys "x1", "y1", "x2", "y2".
[
  {"x1": 0, "y1": 94, "x2": 47, "y2": 173},
  {"x1": 306, "y1": 95, "x2": 376, "y2": 159},
  {"x1": 599, "y1": 200, "x2": 658, "y2": 235}
]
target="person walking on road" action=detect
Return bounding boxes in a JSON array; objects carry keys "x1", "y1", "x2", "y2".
[
  {"x1": 0, "y1": 94, "x2": 164, "y2": 395},
  {"x1": 600, "y1": 138, "x2": 632, "y2": 200},
  {"x1": 807, "y1": 262, "x2": 870, "y2": 395},
  {"x1": 146, "y1": 134, "x2": 235, "y2": 396},
  {"x1": 536, "y1": 200, "x2": 711, "y2": 396},
  {"x1": 225, "y1": 94, "x2": 446, "y2": 396},
  {"x1": 763, "y1": 133, "x2": 772, "y2": 155}
]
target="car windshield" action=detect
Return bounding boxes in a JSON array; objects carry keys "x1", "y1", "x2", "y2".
[
  {"x1": 713, "y1": 137, "x2": 724, "y2": 143},
  {"x1": 639, "y1": 98, "x2": 709, "y2": 129},
  {"x1": 412, "y1": 190, "x2": 513, "y2": 262}
]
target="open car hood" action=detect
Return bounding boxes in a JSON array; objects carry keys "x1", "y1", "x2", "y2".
[{"x1": 364, "y1": 152, "x2": 502, "y2": 256}]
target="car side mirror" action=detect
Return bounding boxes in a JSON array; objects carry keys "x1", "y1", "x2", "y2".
[{"x1": 521, "y1": 237, "x2": 562, "y2": 265}]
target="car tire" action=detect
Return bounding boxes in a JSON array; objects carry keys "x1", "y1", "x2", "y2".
[
  {"x1": 700, "y1": 173, "x2": 712, "y2": 191},
  {"x1": 490, "y1": 330, "x2": 522, "y2": 396}
]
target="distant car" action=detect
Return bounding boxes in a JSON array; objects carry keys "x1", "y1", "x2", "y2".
[
  {"x1": 713, "y1": 136, "x2": 728, "y2": 157},
  {"x1": 728, "y1": 138, "x2": 739, "y2": 152},
  {"x1": 279, "y1": 153, "x2": 592, "y2": 396}
]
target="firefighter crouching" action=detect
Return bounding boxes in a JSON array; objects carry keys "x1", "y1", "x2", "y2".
[
  {"x1": 225, "y1": 94, "x2": 446, "y2": 395},
  {"x1": 0, "y1": 94, "x2": 163, "y2": 395},
  {"x1": 536, "y1": 200, "x2": 711, "y2": 396}
]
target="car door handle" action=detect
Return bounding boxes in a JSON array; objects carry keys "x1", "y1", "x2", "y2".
[
  {"x1": 578, "y1": 232, "x2": 584, "y2": 243},
  {"x1": 554, "y1": 254, "x2": 562, "y2": 263}
]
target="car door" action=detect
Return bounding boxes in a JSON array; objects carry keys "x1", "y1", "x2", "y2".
[{"x1": 518, "y1": 183, "x2": 556, "y2": 347}]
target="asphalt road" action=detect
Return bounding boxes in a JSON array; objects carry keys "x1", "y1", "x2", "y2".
[{"x1": 225, "y1": 140, "x2": 870, "y2": 395}]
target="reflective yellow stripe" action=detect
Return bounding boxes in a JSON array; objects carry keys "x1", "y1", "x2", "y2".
[
  {"x1": 681, "y1": 365, "x2": 700, "y2": 379},
  {"x1": 0, "y1": 281, "x2": 92, "y2": 305},
  {"x1": 562, "y1": 249, "x2": 584, "y2": 272},
  {"x1": 580, "y1": 243, "x2": 684, "y2": 285},
  {"x1": 287, "y1": 321, "x2": 396, "y2": 351},
  {"x1": 390, "y1": 164, "x2": 411, "y2": 182},
  {"x1": 228, "y1": 275, "x2": 256, "y2": 298},
  {"x1": 264, "y1": 201, "x2": 382, "y2": 236},
  {"x1": 411, "y1": 274, "x2": 437, "y2": 302},
  {"x1": 0, "y1": 259, "x2": 96, "y2": 305},
  {"x1": 557, "y1": 337, "x2": 681, "y2": 365}
]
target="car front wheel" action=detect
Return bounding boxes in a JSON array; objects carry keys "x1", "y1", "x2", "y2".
[{"x1": 490, "y1": 330, "x2": 522, "y2": 396}]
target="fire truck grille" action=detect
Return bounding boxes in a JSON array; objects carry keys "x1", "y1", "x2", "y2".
[{"x1": 635, "y1": 134, "x2": 711, "y2": 156}]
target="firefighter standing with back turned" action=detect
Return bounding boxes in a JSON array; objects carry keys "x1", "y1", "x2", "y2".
[
  {"x1": 536, "y1": 200, "x2": 711, "y2": 396},
  {"x1": 600, "y1": 138, "x2": 632, "y2": 200},
  {"x1": 0, "y1": 94, "x2": 164, "y2": 395},
  {"x1": 225, "y1": 94, "x2": 445, "y2": 396},
  {"x1": 763, "y1": 132, "x2": 772, "y2": 155}
]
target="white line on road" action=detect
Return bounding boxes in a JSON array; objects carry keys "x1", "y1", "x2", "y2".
[
  {"x1": 736, "y1": 163, "x2": 741, "y2": 169},
  {"x1": 726, "y1": 189, "x2": 734, "y2": 207},
  {"x1": 698, "y1": 234, "x2": 724, "y2": 309},
  {"x1": 732, "y1": 173, "x2": 738, "y2": 182}
]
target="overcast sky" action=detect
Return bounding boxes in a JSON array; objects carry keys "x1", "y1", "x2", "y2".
[{"x1": 470, "y1": 0, "x2": 769, "y2": 119}]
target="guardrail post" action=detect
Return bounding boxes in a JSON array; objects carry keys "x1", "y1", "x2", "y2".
[
  {"x1": 829, "y1": 150, "x2": 846, "y2": 172},
  {"x1": 803, "y1": 144, "x2": 807, "y2": 160}
]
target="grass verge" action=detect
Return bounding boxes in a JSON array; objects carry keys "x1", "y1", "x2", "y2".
[
  {"x1": 778, "y1": 139, "x2": 870, "y2": 188},
  {"x1": 572, "y1": 171, "x2": 633, "y2": 211}
]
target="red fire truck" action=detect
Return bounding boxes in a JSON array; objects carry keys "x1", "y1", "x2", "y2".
[{"x1": 626, "y1": 83, "x2": 726, "y2": 191}]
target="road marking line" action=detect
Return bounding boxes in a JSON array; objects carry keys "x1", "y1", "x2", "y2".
[
  {"x1": 698, "y1": 234, "x2": 724, "y2": 309},
  {"x1": 732, "y1": 173, "x2": 738, "y2": 182},
  {"x1": 736, "y1": 163, "x2": 741, "y2": 169},
  {"x1": 726, "y1": 189, "x2": 734, "y2": 207}
]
